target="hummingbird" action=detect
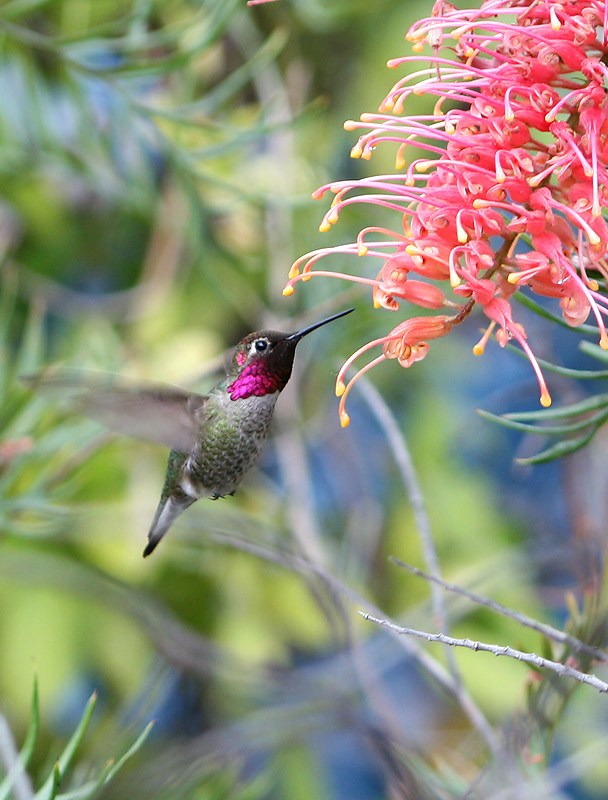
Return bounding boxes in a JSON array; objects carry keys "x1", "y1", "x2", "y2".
[{"x1": 22, "y1": 308, "x2": 353, "y2": 557}]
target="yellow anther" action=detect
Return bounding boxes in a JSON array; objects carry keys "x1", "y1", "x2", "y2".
[{"x1": 339, "y1": 409, "x2": 351, "y2": 427}]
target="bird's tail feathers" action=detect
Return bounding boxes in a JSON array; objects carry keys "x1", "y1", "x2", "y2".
[{"x1": 143, "y1": 494, "x2": 195, "y2": 557}]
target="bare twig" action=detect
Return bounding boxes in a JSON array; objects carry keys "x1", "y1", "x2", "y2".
[
  {"x1": 391, "y1": 558, "x2": 608, "y2": 664},
  {"x1": 359, "y1": 612, "x2": 608, "y2": 694}
]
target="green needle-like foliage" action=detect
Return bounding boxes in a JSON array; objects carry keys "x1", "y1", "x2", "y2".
[
  {"x1": 480, "y1": 310, "x2": 608, "y2": 462},
  {"x1": 0, "y1": 679, "x2": 152, "y2": 800}
]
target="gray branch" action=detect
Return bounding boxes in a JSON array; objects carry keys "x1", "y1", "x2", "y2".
[
  {"x1": 391, "y1": 558, "x2": 608, "y2": 664},
  {"x1": 359, "y1": 612, "x2": 608, "y2": 694}
]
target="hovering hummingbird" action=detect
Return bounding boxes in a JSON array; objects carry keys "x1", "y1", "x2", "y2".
[{"x1": 22, "y1": 308, "x2": 353, "y2": 557}]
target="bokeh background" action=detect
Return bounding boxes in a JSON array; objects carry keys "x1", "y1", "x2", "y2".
[{"x1": 1, "y1": 0, "x2": 608, "y2": 797}]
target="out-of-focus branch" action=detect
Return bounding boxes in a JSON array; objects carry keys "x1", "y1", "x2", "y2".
[
  {"x1": 355, "y1": 380, "x2": 462, "y2": 673},
  {"x1": 0, "y1": 710, "x2": 34, "y2": 800},
  {"x1": 351, "y1": 379, "x2": 502, "y2": 752},
  {"x1": 208, "y1": 528, "x2": 501, "y2": 755}
]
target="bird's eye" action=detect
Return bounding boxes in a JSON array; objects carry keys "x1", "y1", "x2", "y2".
[{"x1": 254, "y1": 339, "x2": 268, "y2": 352}]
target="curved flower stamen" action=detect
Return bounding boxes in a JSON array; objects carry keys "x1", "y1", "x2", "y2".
[
  {"x1": 283, "y1": 271, "x2": 381, "y2": 297},
  {"x1": 337, "y1": 354, "x2": 387, "y2": 428},
  {"x1": 287, "y1": 0, "x2": 608, "y2": 423}
]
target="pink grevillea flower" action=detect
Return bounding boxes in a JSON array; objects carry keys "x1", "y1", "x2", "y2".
[{"x1": 283, "y1": 0, "x2": 608, "y2": 426}]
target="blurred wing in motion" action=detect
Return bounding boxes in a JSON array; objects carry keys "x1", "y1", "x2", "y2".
[{"x1": 21, "y1": 369, "x2": 207, "y2": 452}]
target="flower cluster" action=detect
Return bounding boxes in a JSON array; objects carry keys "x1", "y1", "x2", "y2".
[{"x1": 284, "y1": 0, "x2": 608, "y2": 426}]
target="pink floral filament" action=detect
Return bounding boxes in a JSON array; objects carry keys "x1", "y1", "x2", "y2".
[{"x1": 287, "y1": 0, "x2": 608, "y2": 424}]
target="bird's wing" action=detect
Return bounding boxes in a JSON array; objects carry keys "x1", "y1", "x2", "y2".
[{"x1": 21, "y1": 369, "x2": 208, "y2": 452}]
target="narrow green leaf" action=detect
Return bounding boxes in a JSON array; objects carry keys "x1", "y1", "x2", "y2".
[
  {"x1": 53, "y1": 691, "x2": 97, "y2": 776},
  {"x1": 515, "y1": 427, "x2": 598, "y2": 464},
  {"x1": 23, "y1": 675, "x2": 39, "y2": 759},
  {"x1": 504, "y1": 393, "x2": 608, "y2": 421},
  {"x1": 34, "y1": 693, "x2": 97, "y2": 800},
  {"x1": 500, "y1": 339, "x2": 608, "y2": 379},
  {"x1": 102, "y1": 721, "x2": 154, "y2": 784},
  {"x1": 579, "y1": 340, "x2": 608, "y2": 363},
  {"x1": 530, "y1": 357, "x2": 608, "y2": 380},
  {"x1": 34, "y1": 763, "x2": 61, "y2": 800},
  {"x1": 53, "y1": 780, "x2": 103, "y2": 800},
  {"x1": 477, "y1": 407, "x2": 608, "y2": 436},
  {"x1": 52, "y1": 721, "x2": 153, "y2": 800},
  {"x1": 53, "y1": 764, "x2": 114, "y2": 800}
]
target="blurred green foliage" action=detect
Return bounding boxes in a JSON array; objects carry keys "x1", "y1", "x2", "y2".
[{"x1": 1, "y1": 0, "x2": 608, "y2": 798}]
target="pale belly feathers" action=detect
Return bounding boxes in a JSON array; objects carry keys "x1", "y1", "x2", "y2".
[{"x1": 180, "y1": 390, "x2": 279, "y2": 499}]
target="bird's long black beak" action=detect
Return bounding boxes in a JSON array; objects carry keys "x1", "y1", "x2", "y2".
[{"x1": 286, "y1": 308, "x2": 354, "y2": 341}]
